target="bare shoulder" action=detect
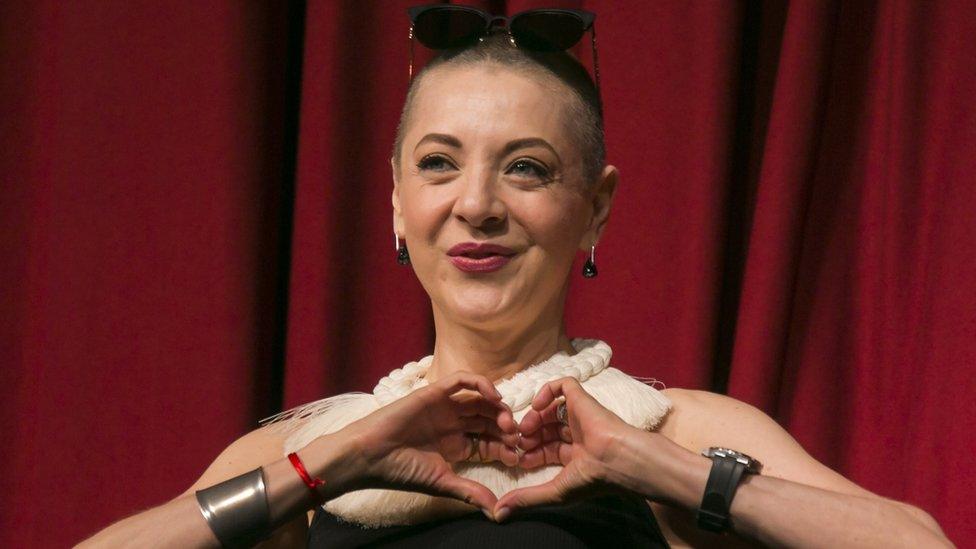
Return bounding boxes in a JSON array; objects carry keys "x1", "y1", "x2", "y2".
[
  {"x1": 656, "y1": 387, "x2": 932, "y2": 509},
  {"x1": 656, "y1": 388, "x2": 772, "y2": 457},
  {"x1": 651, "y1": 387, "x2": 945, "y2": 539},
  {"x1": 181, "y1": 425, "x2": 288, "y2": 496},
  {"x1": 656, "y1": 387, "x2": 864, "y2": 490}
]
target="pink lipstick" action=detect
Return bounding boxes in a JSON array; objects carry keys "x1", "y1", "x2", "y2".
[{"x1": 447, "y1": 242, "x2": 517, "y2": 273}]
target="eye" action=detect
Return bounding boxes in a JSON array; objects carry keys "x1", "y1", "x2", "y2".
[
  {"x1": 506, "y1": 158, "x2": 551, "y2": 180},
  {"x1": 417, "y1": 154, "x2": 456, "y2": 173}
]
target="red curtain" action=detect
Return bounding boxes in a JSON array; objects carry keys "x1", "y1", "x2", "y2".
[{"x1": 2, "y1": 1, "x2": 974, "y2": 546}]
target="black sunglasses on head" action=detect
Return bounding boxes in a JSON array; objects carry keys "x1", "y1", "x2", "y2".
[{"x1": 406, "y1": 4, "x2": 599, "y2": 90}]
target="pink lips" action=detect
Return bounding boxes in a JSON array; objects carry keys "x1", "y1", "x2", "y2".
[{"x1": 447, "y1": 242, "x2": 517, "y2": 273}]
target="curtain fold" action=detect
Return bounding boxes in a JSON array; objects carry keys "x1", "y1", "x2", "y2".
[{"x1": 2, "y1": 1, "x2": 973, "y2": 546}]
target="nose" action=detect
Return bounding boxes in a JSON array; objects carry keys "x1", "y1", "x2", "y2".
[{"x1": 451, "y1": 167, "x2": 506, "y2": 231}]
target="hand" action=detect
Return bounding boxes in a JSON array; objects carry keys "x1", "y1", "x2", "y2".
[
  {"x1": 493, "y1": 376, "x2": 654, "y2": 521},
  {"x1": 337, "y1": 372, "x2": 519, "y2": 514}
]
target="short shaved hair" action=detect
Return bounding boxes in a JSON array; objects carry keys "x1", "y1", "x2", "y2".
[{"x1": 392, "y1": 31, "x2": 605, "y2": 186}]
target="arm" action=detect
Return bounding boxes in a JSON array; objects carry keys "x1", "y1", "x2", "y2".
[
  {"x1": 497, "y1": 380, "x2": 953, "y2": 548},
  {"x1": 633, "y1": 388, "x2": 952, "y2": 548},
  {"x1": 78, "y1": 372, "x2": 518, "y2": 548},
  {"x1": 76, "y1": 427, "x2": 356, "y2": 548}
]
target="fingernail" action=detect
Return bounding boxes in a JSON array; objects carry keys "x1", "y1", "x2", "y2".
[
  {"x1": 482, "y1": 509, "x2": 492, "y2": 520},
  {"x1": 495, "y1": 507, "x2": 511, "y2": 522}
]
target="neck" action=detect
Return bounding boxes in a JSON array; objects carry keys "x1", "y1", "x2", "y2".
[{"x1": 425, "y1": 303, "x2": 576, "y2": 384}]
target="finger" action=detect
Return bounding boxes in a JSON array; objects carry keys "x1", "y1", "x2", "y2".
[
  {"x1": 519, "y1": 439, "x2": 572, "y2": 467},
  {"x1": 493, "y1": 473, "x2": 572, "y2": 521},
  {"x1": 518, "y1": 422, "x2": 572, "y2": 453},
  {"x1": 519, "y1": 400, "x2": 571, "y2": 444},
  {"x1": 459, "y1": 420, "x2": 519, "y2": 449},
  {"x1": 469, "y1": 437, "x2": 520, "y2": 467},
  {"x1": 489, "y1": 426, "x2": 521, "y2": 449},
  {"x1": 491, "y1": 440, "x2": 520, "y2": 467},
  {"x1": 520, "y1": 399, "x2": 569, "y2": 433},
  {"x1": 533, "y1": 399, "x2": 563, "y2": 425},
  {"x1": 530, "y1": 382, "x2": 559, "y2": 412},
  {"x1": 437, "y1": 473, "x2": 498, "y2": 514},
  {"x1": 530, "y1": 377, "x2": 587, "y2": 411},
  {"x1": 460, "y1": 416, "x2": 491, "y2": 434},
  {"x1": 518, "y1": 408, "x2": 544, "y2": 436},
  {"x1": 496, "y1": 405, "x2": 517, "y2": 435},
  {"x1": 455, "y1": 393, "x2": 517, "y2": 437},
  {"x1": 457, "y1": 397, "x2": 504, "y2": 419},
  {"x1": 517, "y1": 447, "x2": 552, "y2": 469},
  {"x1": 438, "y1": 372, "x2": 502, "y2": 401},
  {"x1": 457, "y1": 398, "x2": 515, "y2": 432}
]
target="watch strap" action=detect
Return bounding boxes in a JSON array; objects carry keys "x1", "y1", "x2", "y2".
[{"x1": 697, "y1": 455, "x2": 748, "y2": 532}]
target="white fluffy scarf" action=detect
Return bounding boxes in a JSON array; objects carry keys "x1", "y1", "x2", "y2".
[{"x1": 264, "y1": 338, "x2": 671, "y2": 527}]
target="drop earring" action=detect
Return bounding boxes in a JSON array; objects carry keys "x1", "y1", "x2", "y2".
[
  {"x1": 582, "y1": 245, "x2": 598, "y2": 278},
  {"x1": 395, "y1": 233, "x2": 410, "y2": 265}
]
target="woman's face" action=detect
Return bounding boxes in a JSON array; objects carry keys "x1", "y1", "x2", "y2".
[{"x1": 393, "y1": 64, "x2": 615, "y2": 330}]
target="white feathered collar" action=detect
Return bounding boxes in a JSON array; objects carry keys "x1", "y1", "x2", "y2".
[{"x1": 266, "y1": 338, "x2": 671, "y2": 527}]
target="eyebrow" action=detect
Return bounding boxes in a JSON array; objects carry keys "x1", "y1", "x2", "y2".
[
  {"x1": 414, "y1": 133, "x2": 462, "y2": 152},
  {"x1": 500, "y1": 138, "x2": 561, "y2": 164},
  {"x1": 414, "y1": 134, "x2": 561, "y2": 163}
]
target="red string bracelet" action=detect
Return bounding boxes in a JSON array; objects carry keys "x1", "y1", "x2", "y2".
[{"x1": 287, "y1": 452, "x2": 325, "y2": 503}]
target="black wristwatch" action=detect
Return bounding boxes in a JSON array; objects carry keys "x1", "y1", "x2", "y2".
[{"x1": 696, "y1": 447, "x2": 762, "y2": 533}]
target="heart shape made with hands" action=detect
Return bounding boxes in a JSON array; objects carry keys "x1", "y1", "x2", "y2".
[
  {"x1": 442, "y1": 375, "x2": 656, "y2": 521},
  {"x1": 271, "y1": 338, "x2": 672, "y2": 527},
  {"x1": 486, "y1": 376, "x2": 650, "y2": 521}
]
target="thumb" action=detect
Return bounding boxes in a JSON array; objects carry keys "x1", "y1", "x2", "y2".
[
  {"x1": 436, "y1": 473, "x2": 498, "y2": 515},
  {"x1": 493, "y1": 481, "x2": 564, "y2": 522}
]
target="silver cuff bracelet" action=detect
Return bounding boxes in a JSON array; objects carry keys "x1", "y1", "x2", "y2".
[{"x1": 195, "y1": 467, "x2": 272, "y2": 548}]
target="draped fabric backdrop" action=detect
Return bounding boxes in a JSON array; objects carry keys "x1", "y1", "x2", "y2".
[{"x1": 2, "y1": 1, "x2": 974, "y2": 546}]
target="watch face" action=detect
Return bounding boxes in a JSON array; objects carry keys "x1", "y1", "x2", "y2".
[{"x1": 702, "y1": 447, "x2": 763, "y2": 473}]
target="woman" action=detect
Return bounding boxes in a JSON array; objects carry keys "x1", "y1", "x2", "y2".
[{"x1": 81, "y1": 13, "x2": 952, "y2": 548}]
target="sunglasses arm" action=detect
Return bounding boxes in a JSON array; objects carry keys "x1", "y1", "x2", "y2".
[
  {"x1": 590, "y1": 25, "x2": 601, "y2": 97},
  {"x1": 408, "y1": 25, "x2": 415, "y2": 81}
]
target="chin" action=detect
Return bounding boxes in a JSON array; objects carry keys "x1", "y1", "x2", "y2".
[{"x1": 443, "y1": 288, "x2": 513, "y2": 325}]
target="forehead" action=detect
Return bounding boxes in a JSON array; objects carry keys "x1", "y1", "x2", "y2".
[{"x1": 406, "y1": 65, "x2": 574, "y2": 150}]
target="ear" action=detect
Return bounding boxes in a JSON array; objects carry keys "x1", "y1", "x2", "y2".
[
  {"x1": 580, "y1": 165, "x2": 618, "y2": 251},
  {"x1": 391, "y1": 157, "x2": 406, "y2": 237}
]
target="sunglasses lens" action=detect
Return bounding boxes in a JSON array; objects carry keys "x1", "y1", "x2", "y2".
[
  {"x1": 413, "y1": 8, "x2": 486, "y2": 49},
  {"x1": 510, "y1": 12, "x2": 586, "y2": 51}
]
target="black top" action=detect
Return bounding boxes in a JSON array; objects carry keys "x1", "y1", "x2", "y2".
[{"x1": 307, "y1": 495, "x2": 670, "y2": 548}]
